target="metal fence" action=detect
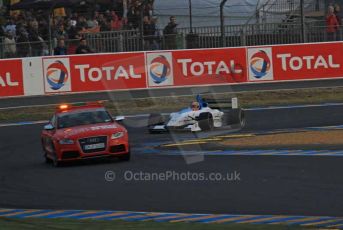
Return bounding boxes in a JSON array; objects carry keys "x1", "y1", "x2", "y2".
[
  {"x1": 0, "y1": 20, "x2": 338, "y2": 59},
  {"x1": 244, "y1": 0, "x2": 325, "y2": 25}
]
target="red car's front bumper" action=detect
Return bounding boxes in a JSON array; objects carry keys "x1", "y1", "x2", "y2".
[{"x1": 53, "y1": 138, "x2": 129, "y2": 162}]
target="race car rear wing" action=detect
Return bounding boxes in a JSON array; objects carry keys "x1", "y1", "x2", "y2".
[{"x1": 202, "y1": 97, "x2": 239, "y2": 110}]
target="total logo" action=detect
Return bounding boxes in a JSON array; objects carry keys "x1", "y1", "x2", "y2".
[
  {"x1": 147, "y1": 52, "x2": 174, "y2": 87},
  {"x1": 248, "y1": 47, "x2": 274, "y2": 81},
  {"x1": 43, "y1": 58, "x2": 71, "y2": 93}
]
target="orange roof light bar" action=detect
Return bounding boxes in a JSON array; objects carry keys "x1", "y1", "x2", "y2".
[{"x1": 59, "y1": 104, "x2": 69, "y2": 110}]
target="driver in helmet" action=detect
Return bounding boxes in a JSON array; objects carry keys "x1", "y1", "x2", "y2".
[{"x1": 191, "y1": 101, "x2": 200, "y2": 111}]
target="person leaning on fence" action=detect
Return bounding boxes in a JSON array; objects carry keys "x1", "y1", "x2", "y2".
[
  {"x1": 326, "y1": 5, "x2": 339, "y2": 41},
  {"x1": 75, "y1": 38, "x2": 94, "y2": 54},
  {"x1": 334, "y1": 4, "x2": 342, "y2": 40},
  {"x1": 28, "y1": 19, "x2": 44, "y2": 56},
  {"x1": 54, "y1": 39, "x2": 67, "y2": 55},
  {"x1": 163, "y1": 16, "x2": 178, "y2": 50},
  {"x1": 3, "y1": 31, "x2": 16, "y2": 58},
  {"x1": 143, "y1": 16, "x2": 156, "y2": 50},
  {"x1": 16, "y1": 27, "x2": 30, "y2": 57}
]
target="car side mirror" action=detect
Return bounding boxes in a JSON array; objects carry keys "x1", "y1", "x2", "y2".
[
  {"x1": 114, "y1": 116, "x2": 125, "y2": 122},
  {"x1": 44, "y1": 124, "x2": 54, "y2": 131}
]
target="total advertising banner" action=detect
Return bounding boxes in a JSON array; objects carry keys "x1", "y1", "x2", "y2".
[
  {"x1": 0, "y1": 59, "x2": 24, "y2": 97},
  {"x1": 41, "y1": 52, "x2": 147, "y2": 94},
  {"x1": 146, "y1": 48, "x2": 247, "y2": 88},
  {"x1": 273, "y1": 42, "x2": 343, "y2": 81},
  {"x1": 1, "y1": 42, "x2": 343, "y2": 99},
  {"x1": 247, "y1": 42, "x2": 343, "y2": 82}
]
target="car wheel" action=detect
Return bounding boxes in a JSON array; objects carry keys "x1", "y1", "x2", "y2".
[
  {"x1": 119, "y1": 152, "x2": 131, "y2": 161},
  {"x1": 227, "y1": 109, "x2": 245, "y2": 127},
  {"x1": 148, "y1": 113, "x2": 165, "y2": 126},
  {"x1": 198, "y1": 112, "x2": 214, "y2": 131},
  {"x1": 52, "y1": 152, "x2": 60, "y2": 167},
  {"x1": 239, "y1": 110, "x2": 246, "y2": 128},
  {"x1": 148, "y1": 113, "x2": 165, "y2": 134},
  {"x1": 44, "y1": 152, "x2": 52, "y2": 164}
]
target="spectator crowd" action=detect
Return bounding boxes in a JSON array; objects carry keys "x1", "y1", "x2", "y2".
[{"x1": 0, "y1": 0, "x2": 158, "y2": 58}]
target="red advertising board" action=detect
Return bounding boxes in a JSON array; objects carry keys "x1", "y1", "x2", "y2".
[
  {"x1": 2, "y1": 42, "x2": 343, "y2": 99},
  {"x1": 273, "y1": 42, "x2": 343, "y2": 81},
  {"x1": 146, "y1": 48, "x2": 247, "y2": 88},
  {"x1": 247, "y1": 42, "x2": 343, "y2": 82},
  {"x1": 0, "y1": 59, "x2": 24, "y2": 97},
  {"x1": 70, "y1": 53, "x2": 147, "y2": 92}
]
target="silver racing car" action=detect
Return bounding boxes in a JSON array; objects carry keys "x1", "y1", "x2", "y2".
[{"x1": 148, "y1": 95, "x2": 245, "y2": 133}]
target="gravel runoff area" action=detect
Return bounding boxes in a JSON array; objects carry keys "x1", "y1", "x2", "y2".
[{"x1": 220, "y1": 130, "x2": 343, "y2": 149}]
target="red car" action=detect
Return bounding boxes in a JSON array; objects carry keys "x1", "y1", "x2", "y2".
[{"x1": 41, "y1": 102, "x2": 130, "y2": 166}]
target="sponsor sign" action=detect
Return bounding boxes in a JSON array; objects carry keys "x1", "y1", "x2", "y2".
[
  {"x1": 272, "y1": 42, "x2": 343, "y2": 81},
  {"x1": 1, "y1": 42, "x2": 343, "y2": 99},
  {"x1": 43, "y1": 58, "x2": 71, "y2": 93},
  {"x1": 146, "y1": 52, "x2": 174, "y2": 87},
  {"x1": 248, "y1": 47, "x2": 274, "y2": 81},
  {"x1": 171, "y1": 48, "x2": 247, "y2": 86},
  {"x1": 69, "y1": 53, "x2": 147, "y2": 92},
  {"x1": 0, "y1": 59, "x2": 24, "y2": 97}
]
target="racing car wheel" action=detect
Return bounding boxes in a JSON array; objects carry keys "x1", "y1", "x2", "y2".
[
  {"x1": 198, "y1": 112, "x2": 214, "y2": 131},
  {"x1": 148, "y1": 113, "x2": 166, "y2": 133},
  {"x1": 227, "y1": 109, "x2": 245, "y2": 128}
]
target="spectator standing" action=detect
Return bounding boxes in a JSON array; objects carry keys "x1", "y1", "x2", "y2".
[
  {"x1": 163, "y1": 16, "x2": 178, "y2": 50},
  {"x1": 334, "y1": 4, "x2": 342, "y2": 40},
  {"x1": 16, "y1": 27, "x2": 30, "y2": 57},
  {"x1": 110, "y1": 10, "x2": 123, "y2": 31},
  {"x1": 54, "y1": 39, "x2": 67, "y2": 55},
  {"x1": 28, "y1": 19, "x2": 44, "y2": 56},
  {"x1": 75, "y1": 38, "x2": 94, "y2": 54},
  {"x1": 143, "y1": 16, "x2": 156, "y2": 50},
  {"x1": 127, "y1": 1, "x2": 141, "y2": 29},
  {"x1": 151, "y1": 16, "x2": 162, "y2": 50},
  {"x1": 38, "y1": 17, "x2": 49, "y2": 41},
  {"x1": 53, "y1": 24, "x2": 69, "y2": 40},
  {"x1": 326, "y1": 5, "x2": 339, "y2": 41},
  {"x1": 99, "y1": 18, "x2": 111, "y2": 32},
  {"x1": 4, "y1": 18, "x2": 16, "y2": 36},
  {"x1": 3, "y1": 31, "x2": 16, "y2": 58}
]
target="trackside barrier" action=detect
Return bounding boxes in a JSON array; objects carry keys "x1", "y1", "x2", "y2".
[{"x1": 0, "y1": 41, "x2": 342, "y2": 98}]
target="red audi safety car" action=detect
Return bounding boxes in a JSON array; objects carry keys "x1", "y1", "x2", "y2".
[{"x1": 41, "y1": 102, "x2": 130, "y2": 166}]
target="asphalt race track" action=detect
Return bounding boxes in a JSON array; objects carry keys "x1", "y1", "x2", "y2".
[
  {"x1": 0, "y1": 105, "x2": 343, "y2": 217},
  {"x1": 2, "y1": 78, "x2": 343, "y2": 108}
]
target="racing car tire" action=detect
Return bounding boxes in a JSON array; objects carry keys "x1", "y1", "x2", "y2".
[
  {"x1": 52, "y1": 153, "x2": 61, "y2": 167},
  {"x1": 119, "y1": 151, "x2": 131, "y2": 161},
  {"x1": 198, "y1": 112, "x2": 214, "y2": 131},
  {"x1": 227, "y1": 109, "x2": 245, "y2": 127},
  {"x1": 148, "y1": 113, "x2": 165, "y2": 126},
  {"x1": 44, "y1": 152, "x2": 52, "y2": 164},
  {"x1": 148, "y1": 113, "x2": 166, "y2": 134}
]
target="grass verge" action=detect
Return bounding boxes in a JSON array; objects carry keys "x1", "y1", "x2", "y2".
[
  {"x1": 2, "y1": 87, "x2": 343, "y2": 123},
  {"x1": 0, "y1": 217, "x2": 313, "y2": 230}
]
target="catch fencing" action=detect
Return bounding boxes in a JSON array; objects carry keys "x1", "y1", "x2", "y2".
[{"x1": 0, "y1": 20, "x2": 337, "y2": 59}]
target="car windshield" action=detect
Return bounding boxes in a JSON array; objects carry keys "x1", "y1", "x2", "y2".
[{"x1": 57, "y1": 109, "x2": 112, "y2": 129}]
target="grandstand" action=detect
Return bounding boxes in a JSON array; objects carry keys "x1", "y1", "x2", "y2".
[{"x1": 0, "y1": 0, "x2": 336, "y2": 58}]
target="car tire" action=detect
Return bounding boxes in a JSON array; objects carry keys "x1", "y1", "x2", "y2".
[
  {"x1": 51, "y1": 151, "x2": 61, "y2": 167},
  {"x1": 148, "y1": 113, "x2": 165, "y2": 126},
  {"x1": 44, "y1": 152, "x2": 52, "y2": 164},
  {"x1": 148, "y1": 113, "x2": 165, "y2": 134},
  {"x1": 227, "y1": 109, "x2": 245, "y2": 127},
  {"x1": 119, "y1": 152, "x2": 131, "y2": 161},
  {"x1": 198, "y1": 112, "x2": 214, "y2": 131}
]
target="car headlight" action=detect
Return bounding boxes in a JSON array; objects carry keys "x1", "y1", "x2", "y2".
[
  {"x1": 111, "y1": 132, "x2": 124, "y2": 139},
  {"x1": 59, "y1": 139, "x2": 75, "y2": 145}
]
